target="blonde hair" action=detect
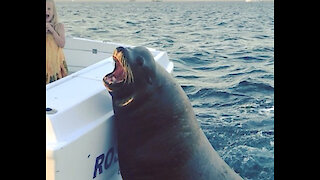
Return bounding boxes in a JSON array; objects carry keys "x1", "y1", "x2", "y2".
[{"x1": 46, "y1": 0, "x2": 59, "y2": 27}]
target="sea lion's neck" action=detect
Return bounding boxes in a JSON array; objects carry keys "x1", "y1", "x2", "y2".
[{"x1": 113, "y1": 87, "x2": 154, "y2": 114}]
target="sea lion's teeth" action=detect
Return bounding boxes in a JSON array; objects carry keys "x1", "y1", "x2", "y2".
[
  {"x1": 112, "y1": 76, "x2": 116, "y2": 82},
  {"x1": 105, "y1": 76, "x2": 113, "y2": 84}
]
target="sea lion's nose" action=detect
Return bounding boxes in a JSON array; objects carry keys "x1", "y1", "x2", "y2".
[{"x1": 116, "y1": 46, "x2": 125, "y2": 52}]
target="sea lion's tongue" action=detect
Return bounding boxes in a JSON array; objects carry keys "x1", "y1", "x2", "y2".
[
  {"x1": 113, "y1": 60, "x2": 125, "y2": 79},
  {"x1": 105, "y1": 58, "x2": 125, "y2": 84}
]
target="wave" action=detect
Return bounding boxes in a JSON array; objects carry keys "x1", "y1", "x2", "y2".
[
  {"x1": 217, "y1": 22, "x2": 227, "y2": 26},
  {"x1": 181, "y1": 85, "x2": 198, "y2": 94},
  {"x1": 188, "y1": 87, "x2": 246, "y2": 100},
  {"x1": 222, "y1": 69, "x2": 267, "y2": 78},
  {"x1": 192, "y1": 65, "x2": 231, "y2": 71},
  {"x1": 230, "y1": 80, "x2": 274, "y2": 94},
  {"x1": 178, "y1": 56, "x2": 212, "y2": 67},
  {"x1": 235, "y1": 56, "x2": 265, "y2": 61},
  {"x1": 175, "y1": 75, "x2": 201, "y2": 79},
  {"x1": 252, "y1": 46, "x2": 274, "y2": 52}
]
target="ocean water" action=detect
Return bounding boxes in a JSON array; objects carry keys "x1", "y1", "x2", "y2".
[{"x1": 56, "y1": 1, "x2": 274, "y2": 180}]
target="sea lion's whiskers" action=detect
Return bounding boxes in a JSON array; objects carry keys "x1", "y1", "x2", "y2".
[{"x1": 121, "y1": 56, "x2": 134, "y2": 83}]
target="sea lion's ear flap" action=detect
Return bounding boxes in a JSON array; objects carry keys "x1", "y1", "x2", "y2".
[{"x1": 136, "y1": 56, "x2": 144, "y2": 66}]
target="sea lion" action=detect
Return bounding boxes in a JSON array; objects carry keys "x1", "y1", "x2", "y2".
[{"x1": 103, "y1": 46, "x2": 243, "y2": 180}]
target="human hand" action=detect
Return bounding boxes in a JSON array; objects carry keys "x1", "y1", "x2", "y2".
[{"x1": 46, "y1": 23, "x2": 54, "y2": 33}]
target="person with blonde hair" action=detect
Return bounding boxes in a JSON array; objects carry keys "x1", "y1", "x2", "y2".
[{"x1": 46, "y1": 0, "x2": 68, "y2": 84}]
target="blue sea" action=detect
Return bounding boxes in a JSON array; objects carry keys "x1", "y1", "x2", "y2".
[{"x1": 57, "y1": 1, "x2": 274, "y2": 180}]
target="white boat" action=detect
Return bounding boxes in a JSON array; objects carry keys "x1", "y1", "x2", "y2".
[{"x1": 46, "y1": 37, "x2": 174, "y2": 180}]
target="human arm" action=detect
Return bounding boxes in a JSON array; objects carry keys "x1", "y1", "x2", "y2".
[{"x1": 46, "y1": 23, "x2": 65, "y2": 48}]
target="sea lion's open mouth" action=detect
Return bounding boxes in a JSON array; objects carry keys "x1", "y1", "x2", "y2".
[
  {"x1": 103, "y1": 47, "x2": 134, "y2": 91},
  {"x1": 105, "y1": 51, "x2": 127, "y2": 84}
]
